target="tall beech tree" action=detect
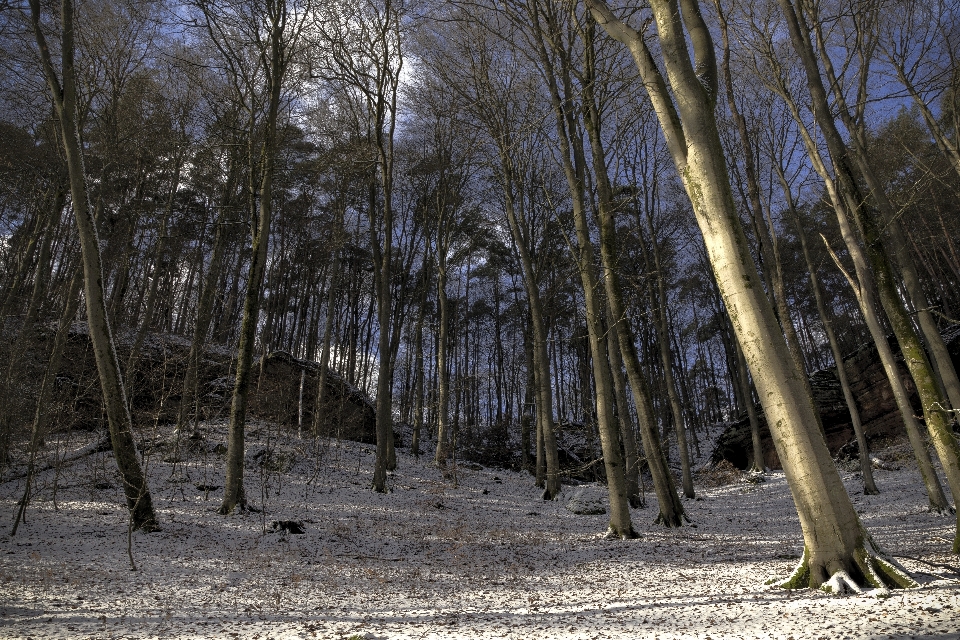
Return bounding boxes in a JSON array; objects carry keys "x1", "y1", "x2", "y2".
[
  {"x1": 417, "y1": 9, "x2": 564, "y2": 498},
  {"x1": 778, "y1": 0, "x2": 960, "y2": 552},
  {"x1": 316, "y1": 0, "x2": 405, "y2": 491},
  {"x1": 740, "y1": 12, "x2": 945, "y2": 506},
  {"x1": 587, "y1": 0, "x2": 917, "y2": 589},
  {"x1": 519, "y1": 0, "x2": 636, "y2": 537},
  {"x1": 581, "y1": 21, "x2": 687, "y2": 511}
]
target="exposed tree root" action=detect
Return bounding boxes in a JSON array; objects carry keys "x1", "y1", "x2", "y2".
[
  {"x1": 654, "y1": 510, "x2": 691, "y2": 527},
  {"x1": 217, "y1": 489, "x2": 250, "y2": 516},
  {"x1": 603, "y1": 525, "x2": 639, "y2": 540},
  {"x1": 821, "y1": 570, "x2": 862, "y2": 595},
  {"x1": 771, "y1": 537, "x2": 918, "y2": 593},
  {"x1": 541, "y1": 487, "x2": 560, "y2": 501},
  {"x1": 928, "y1": 503, "x2": 956, "y2": 516}
]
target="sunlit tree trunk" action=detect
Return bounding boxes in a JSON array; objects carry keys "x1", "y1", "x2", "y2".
[
  {"x1": 757, "y1": 32, "x2": 946, "y2": 509},
  {"x1": 589, "y1": 0, "x2": 917, "y2": 587},
  {"x1": 780, "y1": 0, "x2": 960, "y2": 550}
]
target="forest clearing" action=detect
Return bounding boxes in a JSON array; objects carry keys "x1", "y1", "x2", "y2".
[{"x1": 1, "y1": 422, "x2": 958, "y2": 640}]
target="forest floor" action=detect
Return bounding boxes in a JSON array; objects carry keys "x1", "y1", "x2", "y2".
[{"x1": 1, "y1": 421, "x2": 959, "y2": 639}]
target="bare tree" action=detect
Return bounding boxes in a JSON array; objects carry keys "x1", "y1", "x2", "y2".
[
  {"x1": 190, "y1": 0, "x2": 310, "y2": 514},
  {"x1": 587, "y1": 0, "x2": 916, "y2": 589},
  {"x1": 314, "y1": 0, "x2": 405, "y2": 492},
  {"x1": 414, "y1": 8, "x2": 564, "y2": 498},
  {"x1": 779, "y1": 0, "x2": 960, "y2": 552},
  {"x1": 28, "y1": 0, "x2": 157, "y2": 531},
  {"x1": 740, "y1": 3, "x2": 947, "y2": 508}
]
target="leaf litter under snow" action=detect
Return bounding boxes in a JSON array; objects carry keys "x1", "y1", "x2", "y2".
[{"x1": 1, "y1": 421, "x2": 958, "y2": 639}]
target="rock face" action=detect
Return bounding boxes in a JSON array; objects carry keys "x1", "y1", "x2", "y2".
[
  {"x1": 248, "y1": 350, "x2": 376, "y2": 443},
  {"x1": 31, "y1": 323, "x2": 376, "y2": 443},
  {"x1": 711, "y1": 328, "x2": 960, "y2": 470}
]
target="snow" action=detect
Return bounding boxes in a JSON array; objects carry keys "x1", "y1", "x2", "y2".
[{"x1": 2, "y1": 422, "x2": 959, "y2": 639}]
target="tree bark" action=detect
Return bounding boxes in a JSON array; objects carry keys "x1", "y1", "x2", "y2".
[
  {"x1": 528, "y1": 0, "x2": 632, "y2": 531},
  {"x1": 640, "y1": 197, "x2": 695, "y2": 496},
  {"x1": 11, "y1": 265, "x2": 84, "y2": 536},
  {"x1": 177, "y1": 170, "x2": 234, "y2": 434},
  {"x1": 581, "y1": 24, "x2": 685, "y2": 511},
  {"x1": 312, "y1": 251, "x2": 340, "y2": 438},
  {"x1": 605, "y1": 305, "x2": 643, "y2": 507},
  {"x1": 219, "y1": 3, "x2": 290, "y2": 515},
  {"x1": 780, "y1": 0, "x2": 959, "y2": 549},
  {"x1": 589, "y1": 0, "x2": 915, "y2": 587},
  {"x1": 126, "y1": 158, "x2": 182, "y2": 377},
  {"x1": 30, "y1": 0, "x2": 157, "y2": 531},
  {"x1": 757, "y1": 31, "x2": 944, "y2": 507},
  {"x1": 484, "y1": 118, "x2": 561, "y2": 497},
  {"x1": 434, "y1": 251, "x2": 452, "y2": 466},
  {"x1": 776, "y1": 167, "x2": 878, "y2": 495}
]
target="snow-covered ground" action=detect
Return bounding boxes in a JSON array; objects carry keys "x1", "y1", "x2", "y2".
[{"x1": 1, "y1": 422, "x2": 958, "y2": 639}]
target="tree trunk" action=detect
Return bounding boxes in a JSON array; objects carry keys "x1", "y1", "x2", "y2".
[
  {"x1": 12, "y1": 265, "x2": 83, "y2": 536},
  {"x1": 219, "y1": 7, "x2": 288, "y2": 514},
  {"x1": 714, "y1": 0, "x2": 810, "y2": 391},
  {"x1": 589, "y1": 0, "x2": 916, "y2": 587},
  {"x1": 640, "y1": 199, "x2": 695, "y2": 497},
  {"x1": 126, "y1": 159, "x2": 182, "y2": 377},
  {"x1": 23, "y1": 187, "x2": 65, "y2": 327},
  {"x1": 605, "y1": 305, "x2": 643, "y2": 507},
  {"x1": 435, "y1": 256, "x2": 452, "y2": 466},
  {"x1": 526, "y1": 1, "x2": 632, "y2": 530},
  {"x1": 411, "y1": 255, "x2": 430, "y2": 458},
  {"x1": 581, "y1": 28, "x2": 685, "y2": 512},
  {"x1": 779, "y1": 0, "x2": 960, "y2": 549},
  {"x1": 30, "y1": 0, "x2": 157, "y2": 531},
  {"x1": 312, "y1": 252, "x2": 340, "y2": 438},
  {"x1": 810, "y1": 5, "x2": 960, "y2": 418},
  {"x1": 777, "y1": 168, "x2": 878, "y2": 495},
  {"x1": 496, "y1": 148, "x2": 560, "y2": 498},
  {"x1": 177, "y1": 176, "x2": 234, "y2": 434},
  {"x1": 734, "y1": 339, "x2": 765, "y2": 472},
  {"x1": 759, "y1": 32, "x2": 944, "y2": 507}
]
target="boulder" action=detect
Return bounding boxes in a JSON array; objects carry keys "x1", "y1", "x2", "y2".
[{"x1": 565, "y1": 486, "x2": 607, "y2": 515}]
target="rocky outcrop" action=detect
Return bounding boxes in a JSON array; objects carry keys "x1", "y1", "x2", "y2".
[
  {"x1": 28, "y1": 323, "x2": 375, "y2": 443},
  {"x1": 248, "y1": 350, "x2": 376, "y2": 443},
  {"x1": 711, "y1": 327, "x2": 960, "y2": 469}
]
